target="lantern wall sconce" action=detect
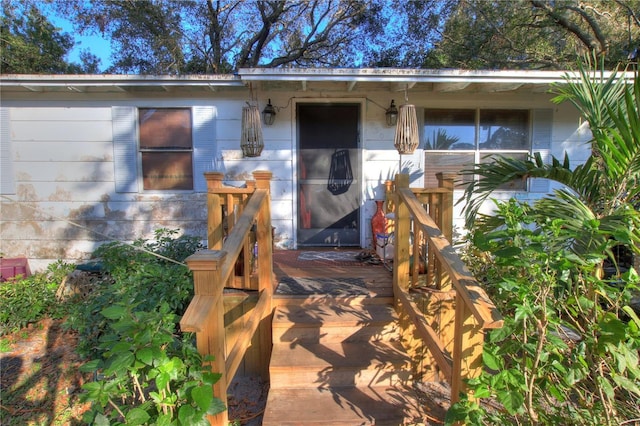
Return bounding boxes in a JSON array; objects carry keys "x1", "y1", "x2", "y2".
[
  {"x1": 240, "y1": 103, "x2": 264, "y2": 157},
  {"x1": 262, "y1": 99, "x2": 276, "y2": 126},
  {"x1": 385, "y1": 99, "x2": 398, "y2": 126}
]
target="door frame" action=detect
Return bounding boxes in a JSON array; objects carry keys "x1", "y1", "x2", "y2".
[{"x1": 292, "y1": 98, "x2": 366, "y2": 249}]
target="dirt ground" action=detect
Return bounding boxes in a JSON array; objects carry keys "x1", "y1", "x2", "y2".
[
  {"x1": 0, "y1": 318, "x2": 91, "y2": 425},
  {"x1": 0, "y1": 318, "x2": 269, "y2": 426}
]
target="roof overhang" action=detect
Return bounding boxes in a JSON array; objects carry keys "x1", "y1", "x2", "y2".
[
  {"x1": 0, "y1": 68, "x2": 634, "y2": 95},
  {"x1": 0, "y1": 73, "x2": 244, "y2": 94},
  {"x1": 238, "y1": 67, "x2": 634, "y2": 94}
]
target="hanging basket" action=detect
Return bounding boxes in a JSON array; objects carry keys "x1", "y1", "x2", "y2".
[
  {"x1": 393, "y1": 104, "x2": 419, "y2": 154},
  {"x1": 241, "y1": 104, "x2": 264, "y2": 157}
]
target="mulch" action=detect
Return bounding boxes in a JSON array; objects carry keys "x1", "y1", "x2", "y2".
[{"x1": 0, "y1": 318, "x2": 91, "y2": 425}]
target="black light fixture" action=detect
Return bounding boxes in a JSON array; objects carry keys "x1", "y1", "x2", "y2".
[
  {"x1": 385, "y1": 99, "x2": 398, "y2": 126},
  {"x1": 262, "y1": 99, "x2": 276, "y2": 126}
]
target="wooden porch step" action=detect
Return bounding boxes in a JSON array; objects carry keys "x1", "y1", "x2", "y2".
[
  {"x1": 270, "y1": 340, "x2": 412, "y2": 388},
  {"x1": 273, "y1": 293, "x2": 394, "y2": 306},
  {"x1": 263, "y1": 385, "x2": 423, "y2": 426},
  {"x1": 272, "y1": 304, "x2": 399, "y2": 344},
  {"x1": 264, "y1": 295, "x2": 425, "y2": 425}
]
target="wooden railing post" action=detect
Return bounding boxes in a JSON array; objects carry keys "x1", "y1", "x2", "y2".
[
  {"x1": 205, "y1": 172, "x2": 225, "y2": 250},
  {"x1": 451, "y1": 298, "x2": 485, "y2": 404},
  {"x1": 436, "y1": 172, "x2": 455, "y2": 245},
  {"x1": 393, "y1": 174, "x2": 411, "y2": 300},
  {"x1": 182, "y1": 250, "x2": 228, "y2": 426},
  {"x1": 253, "y1": 170, "x2": 273, "y2": 381},
  {"x1": 436, "y1": 172, "x2": 456, "y2": 290}
]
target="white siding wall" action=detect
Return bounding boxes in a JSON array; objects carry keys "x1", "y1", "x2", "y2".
[{"x1": 0, "y1": 87, "x2": 587, "y2": 271}]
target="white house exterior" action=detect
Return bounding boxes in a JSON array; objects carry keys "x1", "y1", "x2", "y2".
[{"x1": 0, "y1": 69, "x2": 592, "y2": 271}]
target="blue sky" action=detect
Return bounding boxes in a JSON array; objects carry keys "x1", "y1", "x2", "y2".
[{"x1": 49, "y1": 15, "x2": 113, "y2": 70}]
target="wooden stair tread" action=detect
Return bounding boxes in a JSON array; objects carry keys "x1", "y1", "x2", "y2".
[
  {"x1": 273, "y1": 303, "x2": 397, "y2": 327},
  {"x1": 270, "y1": 340, "x2": 409, "y2": 369},
  {"x1": 273, "y1": 294, "x2": 394, "y2": 306},
  {"x1": 263, "y1": 386, "x2": 425, "y2": 426}
]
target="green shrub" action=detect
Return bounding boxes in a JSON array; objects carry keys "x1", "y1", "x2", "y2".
[
  {"x1": 79, "y1": 303, "x2": 224, "y2": 425},
  {"x1": 448, "y1": 200, "x2": 640, "y2": 426},
  {"x1": 67, "y1": 229, "x2": 224, "y2": 424},
  {"x1": 0, "y1": 260, "x2": 74, "y2": 335},
  {"x1": 67, "y1": 229, "x2": 203, "y2": 357}
]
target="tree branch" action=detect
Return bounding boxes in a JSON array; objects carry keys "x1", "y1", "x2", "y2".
[{"x1": 530, "y1": 0, "x2": 605, "y2": 54}]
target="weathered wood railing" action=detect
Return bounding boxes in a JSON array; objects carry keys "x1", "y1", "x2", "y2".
[
  {"x1": 387, "y1": 173, "x2": 503, "y2": 403},
  {"x1": 180, "y1": 171, "x2": 274, "y2": 426}
]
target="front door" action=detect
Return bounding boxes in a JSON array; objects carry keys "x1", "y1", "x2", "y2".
[{"x1": 297, "y1": 104, "x2": 360, "y2": 247}]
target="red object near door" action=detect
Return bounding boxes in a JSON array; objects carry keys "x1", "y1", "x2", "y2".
[{"x1": 371, "y1": 200, "x2": 387, "y2": 250}]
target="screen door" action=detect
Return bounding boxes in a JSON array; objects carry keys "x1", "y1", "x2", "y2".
[{"x1": 297, "y1": 104, "x2": 360, "y2": 246}]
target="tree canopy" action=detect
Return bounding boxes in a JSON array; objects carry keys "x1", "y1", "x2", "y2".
[
  {"x1": 1, "y1": 1, "x2": 99, "y2": 73},
  {"x1": 1, "y1": 0, "x2": 639, "y2": 74}
]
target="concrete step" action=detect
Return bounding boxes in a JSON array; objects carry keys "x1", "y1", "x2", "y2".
[
  {"x1": 272, "y1": 303, "x2": 399, "y2": 344},
  {"x1": 262, "y1": 385, "x2": 424, "y2": 426},
  {"x1": 270, "y1": 340, "x2": 412, "y2": 388}
]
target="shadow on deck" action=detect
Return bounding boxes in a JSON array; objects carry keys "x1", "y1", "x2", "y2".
[{"x1": 261, "y1": 249, "x2": 450, "y2": 425}]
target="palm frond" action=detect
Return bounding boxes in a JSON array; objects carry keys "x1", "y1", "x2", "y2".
[
  {"x1": 550, "y1": 55, "x2": 628, "y2": 143},
  {"x1": 460, "y1": 152, "x2": 575, "y2": 228}
]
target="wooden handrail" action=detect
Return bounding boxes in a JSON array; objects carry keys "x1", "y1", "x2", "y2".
[
  {"x1": 398, "y1": 187, "x2": 502, "y2": 328},
  {"x1": 390, "y1": 173, "x2": 503, "y2": 404},
  {"x1": 180, "y1": 171, "x2": 273, "y2": 426}
]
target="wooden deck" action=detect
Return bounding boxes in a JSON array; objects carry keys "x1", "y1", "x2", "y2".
[{"x1": 272, "y1": 249, "x2": 393, "y2": 305}]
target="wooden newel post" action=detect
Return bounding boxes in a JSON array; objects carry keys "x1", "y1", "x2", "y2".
[
  {"x1": 252, "y1": 171, "x2": 273, "y2": 286},
  {"x1": 252, "y1": 170, "x2": 274, "y2": 380},
  {"x1": 393, "y1": 174, "x2": 411, "y2": 305},
  {"x1": 205, "y1": 172, "x2": 225, "y2": 250},
  {"x1": 182, "y1": 250, "x2": 229, "y2": 426}
]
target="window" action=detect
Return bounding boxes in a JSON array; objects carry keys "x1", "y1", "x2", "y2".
[
  {"x1": 138, "y1": 108, "x2": 194, "y2": 190},
  {"x1": 424, "y1": 109, "x2": 531, "y2": 190}
]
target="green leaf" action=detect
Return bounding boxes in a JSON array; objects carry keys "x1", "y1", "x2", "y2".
[
  {"x1": 482, "y1": 349, "x2": 503, "y2": 371},
  {"x1": 79, "y1": 359, "x2": 102, "y2": 373},
  {"x1": 125, "y1": 407, "x2": 151, "y2": 425},
  {"x1": 94, "y1": 413, "x2": 110, "y2": 426},
  {"x1": 178, "y1": 404, "x2": 196, "y2": 425},
  {"x1": 202, "y1": 372, "x2": 222, "y2": 385},
  {"x1": 612, "y1": 375, "x2": 640, "y2": 396},
  {"x1": 208, "y1": 397, "x2": 227, "y2": 415},
  {"x1": 156, "y1": 413, "x2": 173, "y2": 426},
  {"x1": 101, "y1": 305, "x2": 127, "y2": 320},
  {"x1": 514, "y1": 304, "x2": 532, "y2": 322},
  {"x1": 82, "y1": 382, "x2": 102, "y2": 392},
  {"x1": 597, "y1": 375, "x2": 615, "y2": 400},
  {"x1": 108, "y1": 341, "x2": 133, "y2": 354},
  {"x1": 103, "y1": 351, "x2": 135, "y2": 375},
  {"x1": 496, "y1": 389, "x2": 524, "y2": 414},
  {"x1": 137, "y1": 347, "x2": 154, "y2": 365},
  {"x1": 156, "y1": 371, "x2": 170, "y2": 391},
  {"x1": 191, "y1": 384, "x2": 213, "y2": 412},
  {"x1": 471, "y1": 383, "x2": 492, "y2": 399}
]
